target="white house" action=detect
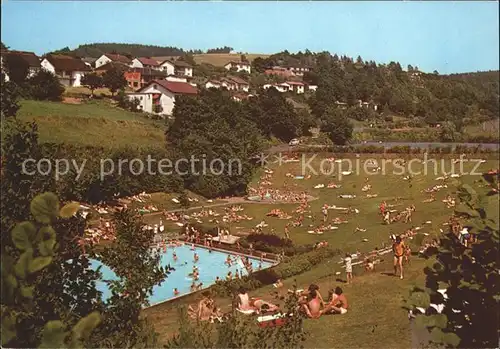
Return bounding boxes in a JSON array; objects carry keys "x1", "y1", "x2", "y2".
[
  {"x1": 95, "y1": 53, "x2": 132, "y2": 68},
  {"x1": 166, "y1": 75, "x2": 188, "y2": 83},
  {"x1": 307, "y1": 84, "x2": 318, "y2": 92},
  {"x1": 127, "y1": 79, "x2": 197, "y2": 116},
  {"x1": 205, "y1": 80, "x2": 221, "y2": 89},
  {"x1": 159, "y1": 60, "x2": 193, "y2": 77},
  {"x1": 131, "y1": 57, "x2": 161, "y2": 70},
  {"x1": 263, "y1": 83, "x2": 291, "y2": 93},
  {"x1": 286, "y1": 81, "x2": 305, "y2": 94},
  {"x1": 159, "y1": 60, "x2": 175, "y2": 75},
  {"x1": 224, "y1": 61, "x2": 251, "y2": 74},
  {"x1": 41, "y1": 54, "x2": 90, "y2": 87},
  {"x1": 227, "y1": 76, "x2": 249, "y2": 92}
]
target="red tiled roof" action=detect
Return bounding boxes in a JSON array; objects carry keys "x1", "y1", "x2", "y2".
[
  {"x1": 285, "y1": 81, "x2": 304, "y2": 86},
  {"x1": 227, "y1": 75, "x2": 249, "y2": 85},
  {"x1": 105, "y1": 53, "x2": 132, "y2": 64},
  {"x1": 141, "y1": 80, "x2": 197, "y2": 95},
  {"x1": 2, "y1": 50, "x2": 41, "y2": 67},
  {"x1": 137, "y1": 57, "x2": 160, "y2": 66},
  {"x1": 45, "y1": 54, "x2": 90, "y2": 72},
  {"x1": 95, "y1": 62, "x2": 129, "y2": 72},
  {"x1": 173, "y1": 60, "x2": 192, "y2": 68}
]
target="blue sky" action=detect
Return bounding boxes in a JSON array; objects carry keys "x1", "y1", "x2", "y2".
[{"x1": 1, "y1": 1, "x2": 498, "y2": 74}]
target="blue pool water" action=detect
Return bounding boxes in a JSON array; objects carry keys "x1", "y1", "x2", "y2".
[{"x1": 90, "y1": 245, "x2": 275, "y2": 306}]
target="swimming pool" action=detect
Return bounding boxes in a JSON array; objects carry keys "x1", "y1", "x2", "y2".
[{"x1": 90, "y1": 245, "x2": 275, "y2": 306}]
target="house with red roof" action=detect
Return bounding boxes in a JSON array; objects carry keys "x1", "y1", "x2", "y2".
[
  {"x1": 159, "y1": 60, "x2": 193, "y2": 77},
  {"x1": 130, "y1": 57, "x2": 161, "y2": 70},
  {"x1": 285, "y1": 81, "x2": 305, "y2": 94},
  {"x1": 127, "y1": 79, "x2": 197, "y2": 116},
  {"x1": 1, "y1": 50, "x2": 41, "y2": 81},
  {"x1": 95, "y1": 53, "x2": 132, "y2": 69},
  {"x1": 40, "y1": 54, "x2": 91, "y2": 87}
]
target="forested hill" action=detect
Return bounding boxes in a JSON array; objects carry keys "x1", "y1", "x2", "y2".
[{"x1": 48, "y1": 43, "x2": 200, "y2": 58}]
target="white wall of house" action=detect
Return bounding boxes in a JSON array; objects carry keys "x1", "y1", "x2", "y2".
[
  {"x1": 240, "y1": 85, "x2": 249, "y2": 92},
  {"x1": 295, "y1": 85, "x2": 305, "y2": 94},
  {"x1": 206, "y1": 81, "x2": 220, "y2": 89},
  {"x1": 160, "y1": 61, "x2": 175, "y2": 75},
  {"x1": 40, "y1": 59, "x2": 56, "y2": 74},
  {"x1": 71, "y1": 71, "x2": 85, "y2": 87},
  {"x1": 221, "y1": 81, "x2": 236, "y2": 90},
  {"x1": 28, "y1": 67, "x2": 40, "y2": 77},
  {"x1": 179, "y1": 67, "x2": 193, "y2": 77},
  {"x1": 130, "y1": 58, "x2": 144, "y2": 69},
  {"x1": 95, "y1": 55, "x2": 112, "y2": 68},
  {"x1": 166, "y1": 76, "x2": 187, "y2": 83},
  {"x1": 224, "y1": 63, "x2": 251, "y2": 74},
  {"x1": 308, "y1": 85, "x2": 318, "y2": 92},
  {"x1": 130, "y1": 83, "x2": 178, "y2": 115},
  {"x1": 128, "y1": 93, "x2": 153, "y2": 113}
]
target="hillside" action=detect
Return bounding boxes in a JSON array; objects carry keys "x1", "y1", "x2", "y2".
[
  {"x1": 50, "y1": 43, "x2": 188, "y2": 58},
  {"x1": 193, "y1": 53, "x2": 270, "y2": 66},
  {"x1": 16, "y1": 99, "x2": 165, "y2": 149}
]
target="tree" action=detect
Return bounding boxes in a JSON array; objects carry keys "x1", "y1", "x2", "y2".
[
  {"x1": 1, "y1": 192, "x2": 101, "y2": 348},
  {"x1": 178, "y1": 191, "x2": 190, "y2": 210},
  {"x1": 81, "y1": 73, "x2": 103, "y2": 97},
  {"x1": 321, "y1": 107, "x2": 353, "y2": 145},
  {"x1": 4, "y1": 54, "x2": 30, "y2": 84},
  {"x1": 92, "y1": 209, "x2": 169, "y2": 347},
  {"x1": 102, "y1": 67, "x2": 126, "y2": 96},
  {"x1": 1, "y1": 77, "x2": 20, "y2": 118},
  {"x1": 29, "y1": 70, "x2": 65, "y2": 101},
  {"x1": 407, "y1": 184, "x2": 499, "y2": 348}
]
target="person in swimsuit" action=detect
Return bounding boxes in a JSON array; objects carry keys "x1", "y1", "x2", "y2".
[
  {"x1": 321, "y1": 287, "x2": 348, "y2": 315},
  {"x1": 237, "y1": 287, "x2": 253, "y2": 311},
  {"x1": 393, "y1": 235, "x2": 405, "y2": 279},
  {"x1": 302, "y1": 289, "x2": 322, "y2": 318},
  {"x1": 250, "y1": 298, "x2": 279, "y2": 313}
]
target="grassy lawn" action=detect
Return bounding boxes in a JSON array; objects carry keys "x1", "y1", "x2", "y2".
[
  {"x1": 140, "y1": 154, "x2": 498, "y2": 347},
  {"x1": 16, "y1": 100, "x2": 165, "y2": 148},
  {"x1": 64, "y1": 86, "x2": 113, "y2": 97}
]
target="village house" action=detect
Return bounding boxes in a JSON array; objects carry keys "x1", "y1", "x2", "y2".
[
  {"x1": 94, "y1": 53, "x2": 132, "y2": 69},
  {"x1": 307, "y1": 84, "x2": 318, "y2": 92},
  {"x1": 124, "y1": 71, "x2": 142, "y2": 90},
  {"x1": 126, "y1": 79, "x2": 197, "y2": 116},
  {"x1": 81, "y1": 57, "x2": 97, "y2": 68},
  {"x1": 232, "y1": 92, "x2": 254, "y2": 102},
  {"x1": 1, "y1": 50, "x2": 41, "y2": 81},
  {"x1": 129, "y1": 67, "x2": 167, "y2": 88},
  {"x1": 264, "y1": 67, "x2": 294, "y2": 78},
  {"x1": 205, "y1": 80, "x2": 222, "y2": 89},
  {"x1": 263, "y1": 82, "x2": 291, "y2": 93},
  {"x1": 159, "y1": 60, "x2": 193, "y2": 77},
  {"x1": 227, "y1": 75, "x2": 250, "y2": 92},
  {"x1": 284, "y1": 65, "x2": 311, "y2": 76},
  {"x1": 130, "y1": 57, "x2": 161, "y2": 70},
  {"x1": 165, "y1": 75, "x2": 188, "y2": 83},
  {"x1": 224, "y1": 61, "x2": 251, "y2": 74},
  {"x1": 94, "y1": 62, "x2": 129, "y2": 75},
  {"x1": 40, "y1": 54, "x2": 91, "y2": 87},
  {"x1": 285, "y1": 81, "x2": 305, "y2": 94}
]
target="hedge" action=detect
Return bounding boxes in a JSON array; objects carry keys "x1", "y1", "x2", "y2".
[{"x1": 211, "y1": 247, "x2": 341, "y2": 297}]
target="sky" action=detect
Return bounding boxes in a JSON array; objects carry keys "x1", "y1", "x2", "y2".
[{"x1": 1, "y1": 1, "x2": 498, "y2": 74}]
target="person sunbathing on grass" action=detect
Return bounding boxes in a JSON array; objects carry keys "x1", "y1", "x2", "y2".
[
  {"x1": 321, "y1": 287, "x2": 348, "y2": 315},
  {"x1": 301, "y1": 289, "x2": 322, "y2": 319},
  {"x1": 188, "y1": 292, "x2": 220, "y2": 321},
  {"x1": 250, "y1": 298, "x2": 280, "y2": 314}
]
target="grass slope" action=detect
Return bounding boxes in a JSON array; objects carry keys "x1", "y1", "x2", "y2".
[
  {"x1": 142, "y1": 154, "x2": 498, "y2": 347},
  {"x1": 16, "y1": 100, "x2": 165, "y2": 148}
]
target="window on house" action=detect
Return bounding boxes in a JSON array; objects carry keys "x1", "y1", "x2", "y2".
[
  {"x1": 139, "y1": 96, "x2": 143, "y2": 101},
  {"x1": 133, "y1": 82, "x2": 139, "y2": 87},
  {"x1": 153, "y1": 84, "x2": 157, "y2": 89}
]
